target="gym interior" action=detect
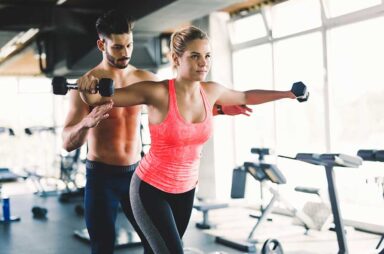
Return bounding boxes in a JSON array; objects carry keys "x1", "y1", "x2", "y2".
[{"x1": 0, "y1": 0, "x2": 383, "y2": 253}]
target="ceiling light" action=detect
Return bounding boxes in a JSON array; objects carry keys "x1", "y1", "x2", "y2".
[
  {"x1": 17, "y1": 28, "x2": 39, "y2": 44},
  {"x1": 56, "y1": 0, "x2": 67, "y2": 5},
  {"x1": 0, "y1": 28, "x2": 39, "y2": 61}
]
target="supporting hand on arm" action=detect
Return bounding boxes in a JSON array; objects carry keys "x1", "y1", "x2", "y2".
[{"x1": 62, "y1": 90, "x2": 113, "y2": 152}]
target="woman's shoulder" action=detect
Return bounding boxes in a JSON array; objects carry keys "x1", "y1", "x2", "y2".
[
  {"x1": 138, "y1": 80, "x2": 169, "y2": 96},
  {"x1": 201, "y1": 81, "x2": 223, "y2": 91}
]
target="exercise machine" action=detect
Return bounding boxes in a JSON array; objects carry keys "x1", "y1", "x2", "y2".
[
  {"x1": 293, "y1": 185, "x2": 332, "y2": 231},
  {"x1": 0, "y1": 127, "x2": 21, "y2": 223},
  {"x1": 58, "y1": 148, "x2": 85, "y2": 202},
  {"x1": 0, "y1": 127, "x2": 21, "y2": 182},
  {"x1": 24, "y1": 126, "x2": 83, "y2": 198},
  {"x1": 357, "y1": 149, "x2": 384, "y2": 254},
  {"x1": 216, "y1": 148, "x2": 314, "y2": 252},
  {"x1": 279, "y1": 153, "x2": 362, "y2": 254},
  {"x1": 23, "y1": 126, "x2": 60, "y2": 196}
]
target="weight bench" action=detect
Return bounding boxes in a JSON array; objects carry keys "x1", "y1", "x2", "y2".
[{"x1": 193, "y1": 201, "x2": 228, "y2": 229}]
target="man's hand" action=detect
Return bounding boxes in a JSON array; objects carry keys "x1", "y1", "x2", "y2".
[
  {"x1": 222, "y1": 105, "x2": 253, "y2": 116},
  {"x1": 83, "y1": 101, "x2": 113, "y2": 128},
  {"x1": 77, "y1": 74, "x2": 99, "y2": 94}
]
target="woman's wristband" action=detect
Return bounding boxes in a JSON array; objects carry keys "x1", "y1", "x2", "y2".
[{"x1": 216, "y1": 104, "x2": 224, "y2": 115}]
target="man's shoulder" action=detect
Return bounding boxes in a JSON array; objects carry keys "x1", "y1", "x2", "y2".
[
  {"x1": 129, "y1": 68, "x2": 158, "y2": 81},
  {"x1": 125, "y1": 67, "x2": 159, "y2": 84},
  {"x1": 83, "y1": 65, "x2": 105, "y2": 78}
]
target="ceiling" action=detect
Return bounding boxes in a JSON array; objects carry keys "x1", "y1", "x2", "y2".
[{"x1": 0, "y1": 0, "x2": 265, "y2": 77}]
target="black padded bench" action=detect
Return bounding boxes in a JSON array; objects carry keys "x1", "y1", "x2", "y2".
[{"x1": 193, "y1": 202, "x2": 228, "y2": 229}]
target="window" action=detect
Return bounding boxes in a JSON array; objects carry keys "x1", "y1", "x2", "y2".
[
  {"x1": 273, "y1": 32, "x2": 326, "y2": 155},
  {"x1": 271, "y1": 0, "x2": 321, "y2": 38},
  {"x1": 327, "y1": 17, "x2": 384, "y2": 153},
  {"x1": 328, "y1": 16, "x2": 384, "y2": 206},
  {"x1": 232, "y1": 44, "x2": 274, "y2": 165},
  {"x1": 229, "y1": 13, "x2": 267, "y2": 44},
  {"x1": 226, "y1": 0, "x2": 384, "y2": 224},
  {"x1": 273, "y1": 32, "x2": 327, "y2": 192},
  {"x1": 323, "y1": 0, "x2": 381, "y2": 18}
]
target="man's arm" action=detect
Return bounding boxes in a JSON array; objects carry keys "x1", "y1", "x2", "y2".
[{"x1": 62, "y1": 91, "x2": 112, "y2": 152}]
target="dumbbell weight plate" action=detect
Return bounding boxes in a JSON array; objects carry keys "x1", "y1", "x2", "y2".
[
  {"x1": 52, "y1": 77, "x2": 69, "y2": 95},
  {"x1": 75, "y1": 204, "x2": 84, "y2": 216},
  {"x1": 31, "y1": 206, "x2": 47, "y2": 219},
  {"x1": 291, "y1": 81, "x2": 309, "y2": 102},
  {"x1": 98, "y1": 78, "x2": 114, "y2": 97}
]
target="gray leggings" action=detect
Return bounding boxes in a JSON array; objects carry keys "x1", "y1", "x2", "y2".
[{"x1": 130, "y1": 173, "x2": 195, "y2": 254}]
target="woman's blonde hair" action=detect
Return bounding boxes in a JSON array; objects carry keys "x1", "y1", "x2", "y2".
[{"x1": 170, "y1": 26, "x2": 209, "y2": 58}]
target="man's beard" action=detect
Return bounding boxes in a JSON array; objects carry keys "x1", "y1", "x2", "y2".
[{"x1": 106, "y1": 49, "x2": 130, "y2": 69}]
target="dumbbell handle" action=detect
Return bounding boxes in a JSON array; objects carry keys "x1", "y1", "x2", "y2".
[
  {"x1": 66, "y1": 83, "x2": 79, "y2": 90},
  {"x1": 66, "y1": 82, "x2": 101, "y2": 91}
]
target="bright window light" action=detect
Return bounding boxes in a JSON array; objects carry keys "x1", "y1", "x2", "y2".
[
  {"x1": 229, "y1": 13, "x2": 267, "y2": 44},
  {"x1": 156, "y1": 65, "x2": 174, "y2": 80},
  {"x1": 327, "y1": 16, "x2": 384, "y2": 152},
  {"x1": 323, "y1": 0, "x2": 381, "y2": 18},
  {"x1": 232, "y1": 44, "x2": 274, "y2": 165},
  {"x1": 273, "y1": 32, "x2": 325, "y2": 154},
  {"x1": 271, "y1": 0, "x2": 321, "y2": 38}
]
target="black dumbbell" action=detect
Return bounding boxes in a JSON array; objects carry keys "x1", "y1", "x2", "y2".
[
  {"x1": 291, "y1": 81, "x2": 309, "y2": 102},
  {"x1": 74, "y1": 204, "x2": 84, "y2": 216},
  {"x1": 31, "y1": 206, "x2": 47, "y2": 219},
  {"x1": 52, "y1": 76, "x2": 114, "y2": 97}
]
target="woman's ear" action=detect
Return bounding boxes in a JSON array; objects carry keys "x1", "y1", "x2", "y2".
[
  {"x1": 97, "y1": 39, "x2": 105, "y2": 52},
  {"x1": 171, "y1": 52, "x2": 179, "y2": 67}
]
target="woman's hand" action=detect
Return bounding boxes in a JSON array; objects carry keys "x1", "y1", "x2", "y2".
[
  {"x1": 221, "y1": 105, "x2": 253, "y2": 116},
  {"x1": 77, "y1": 74, "x2": 100, "y2": 94}
]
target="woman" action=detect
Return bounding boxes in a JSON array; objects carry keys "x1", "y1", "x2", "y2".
[{"x1": 79, "y1": 26, "x2": 307, "y2": 254}]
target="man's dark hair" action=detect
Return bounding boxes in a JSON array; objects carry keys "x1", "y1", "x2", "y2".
[{"x1": 96, "y1": 10, "x2": 134, "y2": 38}]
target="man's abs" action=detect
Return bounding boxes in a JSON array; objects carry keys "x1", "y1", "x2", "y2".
[{"x1": 87, "y1": 106, "x2": 142, "y2": 165}]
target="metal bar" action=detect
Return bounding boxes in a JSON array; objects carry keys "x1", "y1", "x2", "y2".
[{"x1": 325, "y1": 165, "x2": 349, "y2": 254}]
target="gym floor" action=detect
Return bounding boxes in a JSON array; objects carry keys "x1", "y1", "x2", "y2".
[{"x1": 0, "y1": 191, "x2": 381, "y2": 254}]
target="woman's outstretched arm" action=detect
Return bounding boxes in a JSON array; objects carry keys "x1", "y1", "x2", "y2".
[
  {"x1": 210, "y1": 81, "x2": 308, "y2": 106},
  {"x1": 78, "y1": 77, "x2": 160, "y2": 107}
]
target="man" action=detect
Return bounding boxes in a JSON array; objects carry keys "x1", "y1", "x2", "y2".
[{"x1": 62, "y1": 10, "x2": 251, "y2": 254}]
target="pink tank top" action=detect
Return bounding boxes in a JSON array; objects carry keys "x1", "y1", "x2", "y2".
[{"x1": 136, "y1": 79, "x2": 213, "y2": 193}]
